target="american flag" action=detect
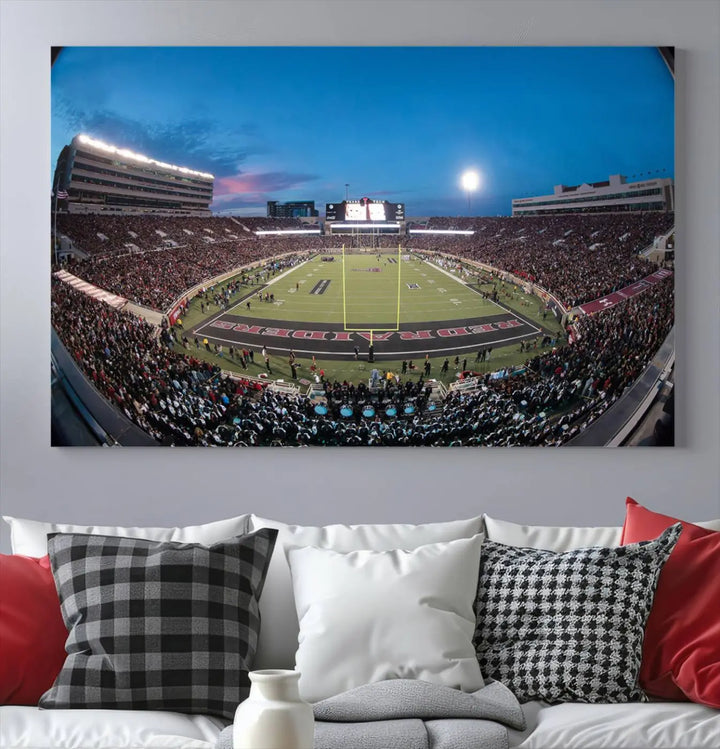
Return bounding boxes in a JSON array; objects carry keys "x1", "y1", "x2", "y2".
[{"x1": 55, "y1": 189, "x2": 69, "y2": 199}]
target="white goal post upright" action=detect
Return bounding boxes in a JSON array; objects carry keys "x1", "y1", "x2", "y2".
[
  {"x1": 342, "y1": 243, "x2": 347, "y2": 330},
  {"x1": 395, "y1": 242, "x2": 402, "y2": 332},
  {"x1": 341, "y1": 244, "x2": 403, "y2": 346}
]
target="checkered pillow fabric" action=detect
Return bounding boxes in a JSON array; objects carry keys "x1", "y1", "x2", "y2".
[
  {"x1": 474, "y1": 523, "x2": 681, "y2": 704},
  {"x1": 39, "y1": 528, "x2": 277, "y2": 719}
]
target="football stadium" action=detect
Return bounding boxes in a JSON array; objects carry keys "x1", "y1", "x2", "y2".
[
  {"x1": 51, "y1": 169, "x2": 675, "y2": 446},
  {"x1": 50, "y1": 50, "x2": 676, "y2": 448}
]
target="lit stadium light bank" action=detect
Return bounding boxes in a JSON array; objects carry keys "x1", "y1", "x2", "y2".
[{"x1": 460, "y1": 169, "x2": 482, "y2": 215}]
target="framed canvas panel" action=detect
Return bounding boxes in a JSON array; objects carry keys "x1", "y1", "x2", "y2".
[{"x1": 50, "y1": 46, "x2": 675, "y2": 447}]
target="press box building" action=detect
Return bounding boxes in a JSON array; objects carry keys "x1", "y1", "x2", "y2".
[
  {"x1": 511, "y1": 174, "x2": 674, "y2": 216},
  {"x1": 52, "y1": 134, "x2": 214, "y2": 215}
]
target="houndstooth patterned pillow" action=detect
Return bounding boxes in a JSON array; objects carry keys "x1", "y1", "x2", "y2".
[
  {"x1": 40, "y1": 528, "x2": 277, "y2": 720},
  {"x1": 474, "y1": 523, "x2": 681, "y2": 704}
]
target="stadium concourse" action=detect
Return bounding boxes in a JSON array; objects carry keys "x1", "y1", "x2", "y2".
[{"x1": 51, "y1": 212, "x2": 674, "y2": 446}]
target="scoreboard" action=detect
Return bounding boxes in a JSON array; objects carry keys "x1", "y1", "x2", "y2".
[{"x1": 326, "y1": 198, "x2": 405, "y2": 222}]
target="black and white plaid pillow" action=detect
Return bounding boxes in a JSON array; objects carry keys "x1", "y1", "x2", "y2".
[
  {"x1": 474, "y1": 523, "x2": 681, "y2": 704},
  {"x1": 40, "y1": 528, "x2": 277, "y2": 720}
]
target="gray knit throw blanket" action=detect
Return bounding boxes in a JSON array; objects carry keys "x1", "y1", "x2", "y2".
[{"x1": 217, "y1": 678, "x2": 525, "y2": 749}]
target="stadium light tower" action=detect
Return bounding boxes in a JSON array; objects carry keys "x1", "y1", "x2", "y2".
[{"x1": 460, "y1": 169, "x2": 481, "y2": 215}]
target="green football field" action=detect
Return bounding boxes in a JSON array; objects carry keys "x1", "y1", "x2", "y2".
[
  {"x1": 175, "y1": 249, "x2": 566, "y2": 386},
  {"x1": 227, "y1": 251, "x2": 501, "y2": 327}
]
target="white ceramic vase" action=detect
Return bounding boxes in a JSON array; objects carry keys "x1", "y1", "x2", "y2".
[{"x1": 233, "y1": 670, "x2": 314, "y2": 749}]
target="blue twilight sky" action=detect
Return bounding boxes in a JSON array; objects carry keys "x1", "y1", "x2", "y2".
[{"x1": 51, "y1": 46, "x2": 674, "y2": 217}]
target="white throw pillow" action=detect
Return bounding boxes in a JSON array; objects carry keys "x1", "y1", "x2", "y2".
[
  {"x1": 2, "y1": 514, "x2": 251, "y2": 556},
  {"x1": 249, "y1": 515, "x2": 483, "y2": 670},
  {"x1": 287, "y1": 535, "x2": 485, "y2": 703},
  {"x1": 482, "y1": 513, "x2": 720, "y2": 552}
]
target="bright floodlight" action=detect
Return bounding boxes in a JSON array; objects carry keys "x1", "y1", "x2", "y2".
[
  {"x1": 461, "y1": 170, "x2": 480, "y2": 192},
  {"x1": 461, "y1": 169, "x2": 481, "y2": 215}
]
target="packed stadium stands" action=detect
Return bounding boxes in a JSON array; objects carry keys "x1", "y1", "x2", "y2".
[
  {"x1": 51, "y1": 209, "x2": 675, "y2": 446},
  {"x1": 55, "y1": 213, "x2": 673, "y2": 312},
  {"x1": 408, "y1": 213, "x2": 673, "y2": 306},
  {"x1": 55, "y1": 215, "x2": 310, "y2": 257},
  {"x1": 236, "y1": 216, "x2": 307, "y2": 232},
  {"x1": 56, "y1": 216, "x2": 315, "y2": 309}
]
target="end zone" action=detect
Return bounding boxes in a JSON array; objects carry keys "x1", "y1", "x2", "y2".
[{"x1": 194, "y1": 312, "x2": 545, "y2": 360}]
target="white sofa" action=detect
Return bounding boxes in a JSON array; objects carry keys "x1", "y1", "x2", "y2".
[{"x1": 1, "y1": 512, "x2": 719, "y2": 749}]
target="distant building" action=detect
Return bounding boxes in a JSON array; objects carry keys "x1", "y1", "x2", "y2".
[
  {"x1": 267, "y1": 200, "x2": 318, "y2": 218},
  {"x1": 52, "y1": 134, "x2": 214, "y2": 215},
  {"x1": 512, "y1": 174, "x2": 674, "y2": 216}
]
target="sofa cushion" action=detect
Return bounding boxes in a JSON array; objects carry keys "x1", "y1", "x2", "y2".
[
  {"x1": 474, "y1": 524, "x2": 681, "y2": 704},
  {"x1": 249, "y1": 515, "x2": 483, "y2": 669},
  {"x1": 288, "y1": 535, "x2": 484, "y2": 702},
  {"x1": 0, "y1": 705, "x2": 226, "y2": 749},
  {"x1": 2, "y1": 514, "x2": 251, "y2": 557},
  {"x1": 482, "y1": 513, "x2": 720, "y2": 552},
  {"x1": 622, "y1": 498, "x2": 720, "y2": 707},
  {"x1": 0, "y1": 555, "x2": 67, "y2": 705},
  {"x1": 39, "y1": 529, "x2": 277, "y2": 720},
  {"x1": 508, "y1": 700, "x2": 720, "y2": 748},
  {"x1": 482, "y1": 514, "x2": 623, "y2": 551},
  {"x1": 5, "y1": 700, "x2": 720, "y2": 749}
]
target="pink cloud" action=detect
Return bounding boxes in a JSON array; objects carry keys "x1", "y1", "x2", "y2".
[{"x1": 215, "y1": 170, "x2": 317, "y2": 197}]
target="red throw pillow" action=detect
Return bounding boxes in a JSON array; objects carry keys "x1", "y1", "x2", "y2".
[
  {"x1": 621, "y1": 497, "x2": 720, "y2": 707},
  {"x1": 0, "y1": 554, "x2": 68, "y2": 704}
]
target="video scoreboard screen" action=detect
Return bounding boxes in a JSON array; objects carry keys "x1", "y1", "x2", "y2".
[{"x1": 326, "y1": 198, "x2": 405, "y2": 222}]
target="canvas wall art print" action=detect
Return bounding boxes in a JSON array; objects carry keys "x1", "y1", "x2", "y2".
[{"x1": 50, "y1": 46, "x2": 675, "y2": 447}]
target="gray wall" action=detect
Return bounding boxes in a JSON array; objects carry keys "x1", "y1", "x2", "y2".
[{"x1": 1, "y1": 1, "x2": 718, "y2": 553}]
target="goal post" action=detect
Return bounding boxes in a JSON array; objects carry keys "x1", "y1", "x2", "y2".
[{"x1": 341, "y1": 244, "x2": 403, "y2": 335}]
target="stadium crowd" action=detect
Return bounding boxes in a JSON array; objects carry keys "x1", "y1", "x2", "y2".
[
  {"x1": 238, "y1": 217, "x2": 308, "y2": 232},
  {"x1": 51, "y1": 261, "x2": 674, "y2": 446},
  {"x1": 65, "y1": 244, "x2": 298, "y2": 311},
  {"x1": 438, "y1": 278, "x2": 673, "y2": 445},
  {"x1": 403, "y1": 213, "x2": 673, "y2": 307},
  {"x1": 56, "y1": 216, "x2": 337, "y2": 310},
  {"x1": 56, "y1": 214, "x2": 250, "y2": 257},
  {"x1": 56, "y1": 212, "x2": 672, "y2": 312},
  {"x1": 55, "y1": 214, "x2": 311, "y2": 256}
]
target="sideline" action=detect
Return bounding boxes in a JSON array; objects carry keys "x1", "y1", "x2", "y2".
[{"x1": 199, "y1": 255, "x2": 315, "y2": 331}]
